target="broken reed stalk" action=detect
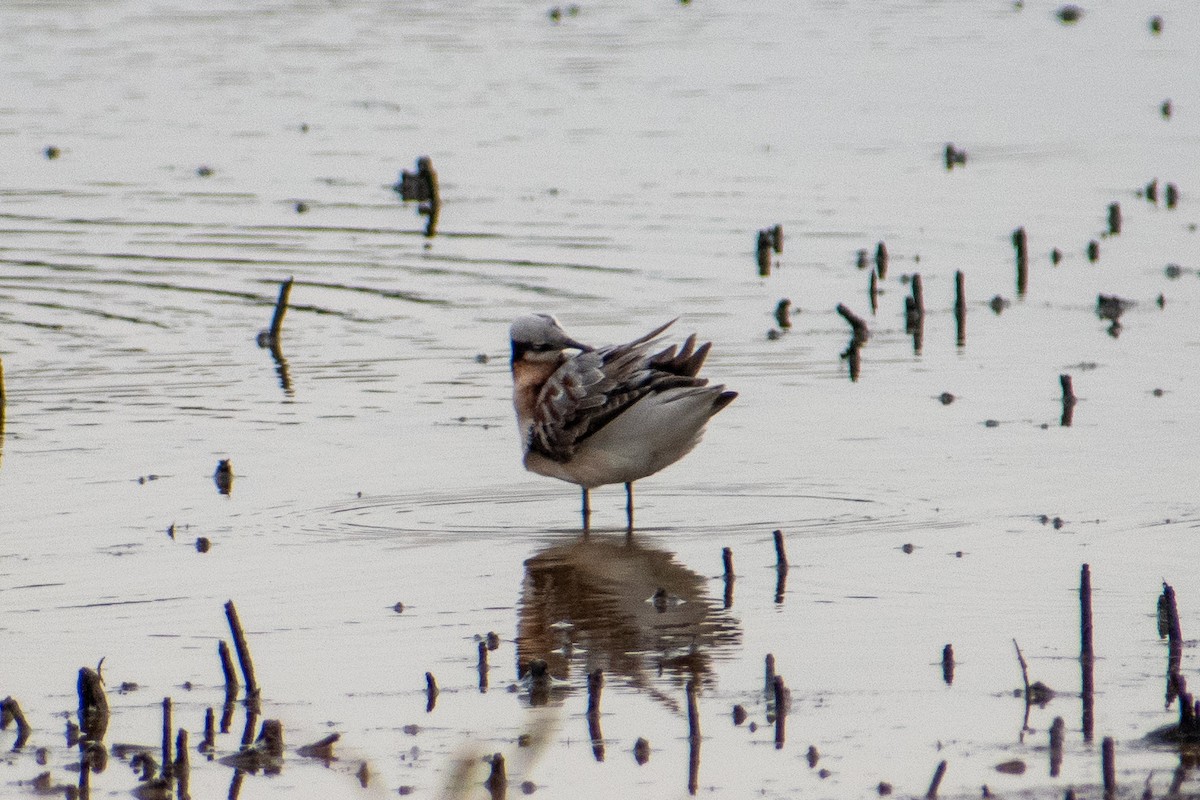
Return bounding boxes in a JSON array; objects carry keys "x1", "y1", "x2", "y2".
[
  {"x1": 267, "y1": 277, "x2": 294, "y2": 344},
  {"x1": 764, "y1": 653, "x2": 776, "y2": 696},
  {"x1": 875, "y1": 241, "x2": 888, "y2": 279},
  {"x1": 217, "y1": 640, "x2": 239, "y2": 695},
  {"x1": 425, "y1": 672, "x2": 439, "y2": 713},
  {"x1": 1050, "y1": 717, "x2": 1065, "y2": 777},
  {"x1": 1102, "y1": 736, "x2": 1116, "y2": 800},
  {"x1": 202, "y1": 708, "x2": 216, "y2": 754},
  {"x1": 0, "y1": 696, "x2": 32, "y2": 747},
  {"x1": 756, "y1": 230, "x2": 772, "y2": 276},
  {"x1": 942, "y1": 644, "x2": 954, "y2": 685},
  {"x1": 869, "y1": 271, "x2": 878, "y2": 315},
  {"x1": 587, "y1": 669, "x2": 605, "y2": 762},
  {"x1": 722, "y1": 547, "x2": 734, "y2": 581},
  {"x1": 1014, "y1": 639, "x2": 1032, "y2": 698},
  {"x1": 773, "y1": 530, "x2": 788, "y2": 570},
  {"x1": 773, "y1": 675, "x2": 786, "y2": 750},
  {"x1": 1013, "y1": 227, "x2": 1028, "y2": 296},
  {"x1": 774, "y1": 561, "x2": 787, "y2": 605},
  {"x1": 175, "y1": 728, "x2": 189, "y2": 799},
  {"x1": 161, "y1": 697, "x2": 174, "y2": 782},
  {"x1": 926, "y1": 759, "x2": 948, "y2": 800},
  {"x1": 911, "y1": 274, "x2": 925, "y2": 319},
  {"x1": 478, "y1": 641, "x2": 489, "y2": 692},
  {"x1": 1081, "y1": 564, "x2": 1095, "y2": 742},
  {"x1": 1161, "y1": 582, "x2": 1183, "y2": 707},
  {"x1": 686, "y1": 679, "x2": 701, "y2": 796},
  {"x1": 836, "y1": 304, "x2": 869, "y2": 344},
  {"x1": 77, "y1": 666, "x2": 109, "y2": 741},
  {"x1": 223, "y1": 601, "x2": 259, "y2": 697},
  {"x1": 586, "y1": 669, "x2": 603, "y2": 719},
  {"x1": 954, "y1": 270, "x2": 966, "y2": 347},
  {"x1": 1060, "y1": 374, "x2": 1077, "y2": 427},
  {"x1": 1107, "y1": 203, "x2": 1121, "y2": 236}
]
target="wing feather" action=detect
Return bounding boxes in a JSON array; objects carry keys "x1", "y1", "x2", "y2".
[{"x1": 529, "y1": 321, "x2": 714, "y2": 462}]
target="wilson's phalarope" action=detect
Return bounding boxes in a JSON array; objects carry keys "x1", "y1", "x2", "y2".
[{"x1": 509, "y1": 314, "x2": 736, "y2": 530}]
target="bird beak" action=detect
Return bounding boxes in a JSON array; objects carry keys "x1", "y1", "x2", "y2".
[{"x1": 565, "y1": 338, "x2": 593, "y2": 352}]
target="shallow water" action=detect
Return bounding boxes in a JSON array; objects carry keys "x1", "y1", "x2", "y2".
[{"x1": 2, "y1": 0, "x2": 1200, "y2": 798}]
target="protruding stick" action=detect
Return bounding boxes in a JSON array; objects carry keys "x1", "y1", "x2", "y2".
[
  {"x1": 267, "y1": 278, "x2": 293, "y2": 344},
  {"x1": 175, "y1": 728, "x2": 190, "y2": 800},
  {"x1": 773, "y1": 675, "x2": 786, "y2": 750},
  {"x1": 722, "y1": 547, "x2": 734, "y2": 610},
  {"x1": 1049, "y1": 717, "x2": 1065, "y2": 777},
  {"x1": 764, "y1": 653, "x2": 776, "y2": 697},
  {"x1": 485, "y1": 753, "x2": 506, "y2": 800},
  {"x1": 875, "y1": 241, "x2": 888, "y2": 279},
  {"x1": 425, "y1": 672, "x2": 439, "y2": 713},
  {"x1": 161, "y1": 697, "x2": 174, "y2": 781},
  {"x1": 224, "y1": 601, "x2": 259, "y2": 696},
  {"x1": 587, "y1": 669, "x2": 604, "y2": 762},
  {"x1": 836, "y1": 304, "x2": 869, "y2": 344},
  {"x1": 1061, "y1": 375, "x2": 1077, "y2": 427},
  {"x1": 926, "y1": 760, "x2": 948, "y2": 800},
  {"x1": 1161, "y1": 582, "x2": 1182, "y2": 707},
  {"x1": 773, "y1": 530, "x2": 788, "y2": 570},
  {"x1": 954, "y1": 270, "x2": 966, "y2": 347},
  {"x1": 942, "y1": 645, "x2": 954, "y2": 685},
  {"x1": 202, "y1": 707, "x2": 216, "y2": 754},
  {"x1": 1101, "y1": 736, "x2": 1116, "y2": 800},
  {"x1": 1013, "y1": 227, "x2": 1028, "y2": 296},
  {"x1": 686, "y1": 680, "x2": 700, "y2": 796},
  {"x1": 1080, "y1": 564, "x2": 1095, "y2": 742}
]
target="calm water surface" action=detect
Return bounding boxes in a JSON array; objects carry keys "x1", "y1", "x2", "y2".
[{"x1": 2, "y1": 1, "x2": 1199, "y2": 798}]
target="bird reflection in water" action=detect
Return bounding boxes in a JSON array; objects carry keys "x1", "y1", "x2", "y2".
[{"x1": 516, "y1": 536, "x2": 741, "y2": 707}]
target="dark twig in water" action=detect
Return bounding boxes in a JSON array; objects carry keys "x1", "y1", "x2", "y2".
[
  {"x1": 774, "y1": 299, "x2": 792, "y2": 330},
  {"x1": 722, "y1": 547, "x2": 734, "y2": 610},
  {"x1": 942, "y1": 645, "x2": 954, "y2": 685},
  {"x1": 425, "y1": 672, "x2": 439, "y2": 713},
  {"x1": 773, "y1": 675, "x2": 787, "y2": 750},
  {"x1": 869, "y1": 271, "x2": 878, "y2": 315},
  {"x1": 77, "y1": 666, "x2": 109, "y2": 741},
  {"x1": 1161, "y1": 582, "x2": 1183, "y2": 707},
  {"x1": 261, "y1": 277, "x2": 293, "y2": 347},
  {"x1": 1014, "y1": 639, "x2": 1032, "y2": 699},
  {"x1": 587, "y1": 669, "x2": 604, "y2": 762},
  {"x1": 906, "y1": 273, "x2": 925, "y2": 353},
  {"x1": 1102, "y1": 736, "x2": 1116, "y2": 800},
  {"x1": 175, "y1": 728, "x2": 189, "y2": 799},
  {"x1": 773, "y1": 529, "x2": 789, "y2": 570},
  {"x1": 686, "y1": 680, "x2": 701, "y2": 796},
  {"x1": 1107, "y1": 203, "x2": 1121, "y2": 235},
  {"x1": 1081, "y1": 564, "x2": 1095, "y2": 742},
  {"x1": 756, "y1": 230, "x2": 773, "y2": 276},
  {"x1": 202, "y1": 707, "x2": 216, "y2": 754},
  {"x1": 1049, "y1": 717, "x2": 1065, "y2": 777},
  {"x1": 926, "y1": 760, "x2": 948, "y2": 799},
  {"x1": 218, "y1": 640, "x2": 240, "y2": 697},
  {"x1": 297, "y1": 733, "x2": 340, "y2": 761},
  {"x1": 837, "y1": 304, "x2": 869, "y2": 344},
  {"x1": 485, "y1": 753, "x2": 507, "y2": 800},
  {"x1": 0, "y1": 696, "x2": 33, "y2": 748},
  {"x1": 875, "y1": 242, "x2": 888, "y2": 279},
  {"x1": 224, "y1": 601, "x2": 259, "y2": 697},
  {"x1": 764, "y1": 653, "x2": 776, "y2": 697},
  {"x1": 1060, "y1": 375, "x2": 1076, "y2": 427},
  {"x1": 954, "y1": 270, "x2": 966, "y2": 347},
  {"x1": 478, "y1": 641, "x2": 489, "y2": 692},
  {"x1": 161, "y1": 697, "x2": 174, "y2": 782},
  {"x1": 1012, "y1": 227, "x2": 1028, "y2": 297}
]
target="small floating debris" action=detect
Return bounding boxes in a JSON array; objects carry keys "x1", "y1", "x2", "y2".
[
  {"x1": 294, "y1": 202, "x2": 309, "y2": 214},
  {"x1": 943, "y1": 143, "x2": 967, "y2": 170},
  {"x1": 195, "y1": 537, "x2": 211, "y2": 553},
  {"x1": 755, "y1": 225, "x2": 782, "y2": 276},
  {"x1": 1096, "y1": 294, "x2": 1132, "y2": 323},
  {"x1": 1165, "y1": 182, "x2": 1178, "y2": 208},
  {"x1": 856, "y1": 249, "x2": 869, "y2": 270},
  {"x1": 44, "y1": 145, "x2": 60, "y2": 160},
  {"x1": 1050, "y1": 247, "x2": 1062, "y2": 265},
  {"x1": 1012, "y1": 227, "x2": 1028, "y2": 295},
  {"x1": 732, "y1": 705, "x2": 747, "y2": 726},
  {"x1": 1161, "y1": 99, "x2": 1172, "y2": 119},
  {"x1": 954, "y1": 270, "x2": 966, "y2": 347},
  {"x1": 942, "y1": 645, "x2": 954, "y2": 685},
  {"x1": 213, "y1": 459, "x2": 233, "y2": 495},
  {"x1": 547, "y1": 4, "x2": 579, "y2": 22},
  {"x1": 875, "y1": 241, "x2": 888, "y2": 279},
  {"x1": 938, "y1": 392, "x2": 955, "y2": 405},
  {"x1": 995, "y1": 760, "x2": 1026, "y2": 775},
  {"x1": 1055, "y1": 4, "x2": 1083, "y2": 24},
  {"x1": 393, "y1": 156, "x2": 441, "y2": 237},
  {"x1": 1144, "y1": 179, "x2": 1159, "y2": 204},
  {"x1": 1086, "y1": 240, "x2": 1099, "y2": 263},
  {"x1": 774, "y1": 298, "x2": 792, "y2": 329},
  {"x1": 1149, "y1": 15, "x2": 1163, "y2": 34},
  {"x1": 196, "y1": 165, "x2": 214, "y2": 177},
  {"x1": 1107, "y1": 202, "x2": 1121, "y2": 235},
  {"x1": 988, "y1": 295, "x2": 1010, "y2": 314},
  {"x1": 633, "y1": 738, "x2": 650, "y2": 765}
]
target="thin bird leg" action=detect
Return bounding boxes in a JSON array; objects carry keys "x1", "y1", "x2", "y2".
[
  {"x1": 625, "y1": 482, "x2": 635, "y2": 533},
  {"x1": 581, "y1": 487, "x2": 591, "y2": 534}
]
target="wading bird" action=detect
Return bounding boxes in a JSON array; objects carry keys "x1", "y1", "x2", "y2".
[{"x1": 509, "y1": 314, "x2": 736, "y2": 530}]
